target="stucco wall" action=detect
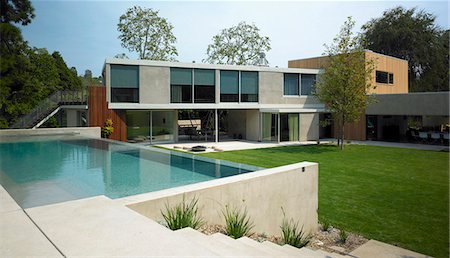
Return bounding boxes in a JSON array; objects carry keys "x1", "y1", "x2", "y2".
[
  {"x1": 259, "y1": 72, "x2": 322, "y2": 106},
  {"x1": 123, "y1": 162, "x2": 319, "y2": 236},
  {"x1": 300, "y1": 113, "x2": 319, "y2": 141},
  {"x1": 367, "y1": 92, "x2": 450, "y2": 116},
  {"x1": 140, "y1": 66, "x2": 170, "y2": 104},
  {"x1": 0, "y1": 127, "x2": 101, "y2": 139},
  {"x1": 227, "y1": 110, "x2": 247, "y2": 139},
  {"x1": 246, "y1": 110, "x2": 260, "y2": 141}
]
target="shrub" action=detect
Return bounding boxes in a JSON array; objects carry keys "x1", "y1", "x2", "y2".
[
  {"x1": 339, "y1": 229, "x2": 348, "y2": 243},
  {"x1": 320, "y1": 219, "x2": 331, "y2": 231},
  {"x1": 222, "y1": 205, "x2": 254, "y2": 239},
  {"x1": 101, "y1": 119, "x2": 114, "y2": 138},
  {"x1": 161, "y1": 195, "x2": 204, "y2": 230},
  {"x1": 280, "y1": 209, "x2": 311, "y2": 248}
]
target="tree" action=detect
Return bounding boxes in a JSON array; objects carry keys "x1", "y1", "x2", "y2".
[
  {"x1": 117, "y1": 6, "x2": 177, "y2": 60},
  {"x1": 0, "y1": 0, "x2": 35, "y2": 25},
  {"x1": 361, "y1": 6, "x2": 448, "y2": 92},
  {"x1": 52, "y1": 51, "x2": 82, "y2": 90},
  {"x1": 204, "y1": 22, "x2": 271, "y2": 65},
  {"x1": 114, "y1": 53, "x2": 129, "y2": 59},
  {"x1": 315, "y1": 17, "x2": 375, "y2": 150},
  {"x1": 84, "y1": 69, "x2": 92, "y2": 79}
]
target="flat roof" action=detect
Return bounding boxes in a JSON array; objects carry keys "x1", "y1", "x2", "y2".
[
  {"x1": 103, "y1": 58, "x2": 321, "y2": 74},
  {"x1": 288, "y1": 49, "x2": 408, "y2": 63}
]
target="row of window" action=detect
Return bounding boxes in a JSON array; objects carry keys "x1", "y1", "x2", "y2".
[
  {"x1": 170, "y1": 68, "x2": 259, "y2": 103},
  {"x1": 109, "y1": 64, "x2": 317, "y2": 103},
  {"x1": 283, "y1": 73, "x2": 316, "y2": 96}
]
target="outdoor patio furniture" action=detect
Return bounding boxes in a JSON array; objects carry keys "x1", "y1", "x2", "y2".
[
  {"x1": 430, "y1": 132, "x2": 441, "y2": 144},
  {"x1": 418, "y1": 132, "x2": 429, "y2": 143}
]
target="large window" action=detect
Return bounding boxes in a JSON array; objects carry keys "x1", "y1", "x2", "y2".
[
  {"x1": 194, "y1": 69, "x2": 215, "y2": 103},
  {"x1": 170, "y1": 68, "x2": 192, "y2": 103},
  {"x1": 220, "y1": 70, "x2": 239, "y2": 102},
  {"x1": 241, "y1": 71, "x2": 258, "y2": 102},
  {"x1": 284, "y1": 74, "x2": 299, "y2": 95},
  {"x1": 301, "y1": 74, "x2": 316, "y2": 96},
  {"x1": 111, "y1": 65, "x2": 139, "y2": 103},
  {"x1": 376, "y1": 71, "x2": 394, "y2": 84}
]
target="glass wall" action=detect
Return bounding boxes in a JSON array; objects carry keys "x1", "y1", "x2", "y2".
[
  {"x1": 301, "y1": 74, "x2": 316, "y2": 96},
  {"x1": 126, "y1": 111, "x2": 174, "y2": 143},
  {"x1": 126, "y1": 111, "x2": 150, "y2": 141},
  {"x1": 262, "y1": 113, "x2": 278, "y2": 141},
  {"x1": 194, "y1": 69, "x2": 215, "y2": 103},
  {"x1": 280, "y1": 113, "x2": 299, "y2": 141},
  {"x1": 220, "y1": 70, "x2": 239, "y2": 102},
  {"x1": 284, "y1": 74, "x2": 299, "y2": 95},
  {"x1": 241, "y1": 71, "x2": 258, "y2": 102},
  {"x1": 152, "y1": 111, "x2": 174, "y2": 143},
  {"x1": 170, "y1": 68, "x2": 192, "y2": 103},
  {"x1": 111, "y1": 65, "x2": 139, "y2": 103}
]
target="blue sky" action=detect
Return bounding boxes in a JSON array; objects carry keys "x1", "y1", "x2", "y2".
[{"x1": 21, "y1": 1, "x2": 449, "y2": 76}]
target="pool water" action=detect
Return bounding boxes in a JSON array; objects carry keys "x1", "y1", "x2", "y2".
[{"x1": 0, "y1": 137, "x2": 259, "y2": 208}]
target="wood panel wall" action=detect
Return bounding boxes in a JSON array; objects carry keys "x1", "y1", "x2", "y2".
[
  {"x1": 88, "y1": 86, "x2": 127, "y2": 141},
  {"x1": 365, "y1": 51, "x2": 408, "y2": 94},
  {"x1": 332, "y1": 114, "x2": 366, "y2": 141},
  {"x1": 288, "y1": 51, "x2": 409, "y2": 94}
]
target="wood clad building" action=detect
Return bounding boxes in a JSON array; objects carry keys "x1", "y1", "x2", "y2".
[
  {"x1": 288, "y1": 50, "x2": 409, "y2": 94},
  {"x1": 288, "y1": 50, "x2": 409, "y2": 141}
]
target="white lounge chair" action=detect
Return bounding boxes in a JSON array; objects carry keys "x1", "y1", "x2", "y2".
[{"x1": 430, "y1": 132, "x2": 441, "y2": 144}]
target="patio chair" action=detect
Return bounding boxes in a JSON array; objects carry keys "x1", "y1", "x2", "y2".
[
  {"x1": 430, "y1": 132, "x2": 441, "y2": 144},
  {"x1": 418, "y1": 132, "x2": 429, "y2": 143},
  {"x1": 443, "y1": 133, "x2": 449, "y2": 145},
  {"x1": 410, "y1": 131, "x2": 420, "y2": 142}
]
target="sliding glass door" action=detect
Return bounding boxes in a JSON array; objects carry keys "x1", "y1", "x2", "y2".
[
  {"x1": 280, "y1": 113, "x2": 299, "y2": 142},
  {"x1": 262, "y1": 113, "x2": 278, "y2": 141}
]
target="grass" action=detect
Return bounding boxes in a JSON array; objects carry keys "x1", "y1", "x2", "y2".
[{"x1": 201, "y1": 144, "x2": 449, "y2": 258}]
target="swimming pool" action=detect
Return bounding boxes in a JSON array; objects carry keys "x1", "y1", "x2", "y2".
[{"x1": 0, "y1": 136, "x2": 260, "y2": 208}]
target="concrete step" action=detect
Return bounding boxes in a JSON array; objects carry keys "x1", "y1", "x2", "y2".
[
  {"x1": 314, "y1": 248, "x2": 351, "y2": 258},
  {"x1": 237, "y1": 237, "x2": 297, "y2": 257},
  {"x1": 283, "y1": 244, "x2": 349, "y2": 258},
  {"x1": 262, "y1": 241, "x2": 303, "y2": 256},
  {"x1": 210, "y1": 233, "x2": 273, "y2": 256},
  {"x1": 174, "y1": 228, "x2": 224, "y2": 256}
]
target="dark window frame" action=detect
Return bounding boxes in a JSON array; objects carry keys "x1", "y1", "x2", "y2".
[
  {"x1": 284, "y1": 73, "x2": 300, "y2": 96},
  {"x1": 376, "y1": 70, "x2": 394, "y2": 85},
  {"x1": 110, "y1": 65, "x2": 140, "y2": 103}
]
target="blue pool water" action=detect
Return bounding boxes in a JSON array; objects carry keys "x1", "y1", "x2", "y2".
[{"x1": 0, "y1": 136, "x2": 259, "y2": 208}]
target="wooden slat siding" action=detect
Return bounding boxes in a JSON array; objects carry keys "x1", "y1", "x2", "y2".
[
  {"x1": 288, "y1": 51, "x2": 409, "y2": 94},
  {"x1": 332, "y1": 114, "x2": 366, "y2": 141},
  {"x1": 365, "y1": 51, "x2": 408, "y2": 94},
  {"x1": 88, "y1": 86, "x2": 127, "y2": 141}
]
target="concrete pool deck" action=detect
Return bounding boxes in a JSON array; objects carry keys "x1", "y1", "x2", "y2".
[
  {"x1": 156, "y1": 139, "x2": 449, "y2": 153},
  {"x1": 1, "y1": 183, "x2": 431, "y2": 257}
]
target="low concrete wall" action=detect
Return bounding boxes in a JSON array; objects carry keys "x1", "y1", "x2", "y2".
[
  {"x1": 121, "y1": 162, "x2": 318, "y2": 236},
  {"x1": 0, "y1": 127, "x2": 101, "y2": 138}
]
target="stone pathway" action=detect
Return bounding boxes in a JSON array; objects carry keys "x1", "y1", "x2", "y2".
[{"x1": 350, "y1": 240, "x2": 431, "y2": 258}]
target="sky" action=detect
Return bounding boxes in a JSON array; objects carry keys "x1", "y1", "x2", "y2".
[{"x1": 20, "y1": 0, "x2": 449, "y2": 76}]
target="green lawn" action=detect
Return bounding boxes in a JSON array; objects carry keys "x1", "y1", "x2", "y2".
[{"x1": 201, "y1": 144, "x2": 449, "y2": 258}]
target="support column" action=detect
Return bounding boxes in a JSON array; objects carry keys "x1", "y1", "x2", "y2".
[{"x1": 215, "y1": 109, "x2": 219, "y2": 143}]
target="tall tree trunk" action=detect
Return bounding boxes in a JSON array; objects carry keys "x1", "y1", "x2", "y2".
[{"x1": 340, "y1": 114, "x2": 345, "y2": 150}]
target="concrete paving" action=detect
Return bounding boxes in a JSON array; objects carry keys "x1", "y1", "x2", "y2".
[
  {"x1": 350, "y1": 239, "x2": 431, "y2": 258},
  {"x1": 158, "y1": 139, "x2": 448, "y2": 153},
  {"x1": 0, "y1": 185, "x2": 62, "y2": 257},
  {"x1": 157, "y1": 140, "x2": 319, "y2": 153},
  {"x1": 25, "y1": 195, "x2": 218, "y2": 257}
]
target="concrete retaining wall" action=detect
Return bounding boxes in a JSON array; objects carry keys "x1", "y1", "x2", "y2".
[
  {"x1": 0, "y1": 127, "x2": 101, "y2": 138},
  {"x1": 122, "y1": 161, "x2": 318, "y2": 236}
]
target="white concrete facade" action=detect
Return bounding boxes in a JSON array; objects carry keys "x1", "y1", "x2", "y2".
[{"x1": 103, "y1": 59, "x2": 325, "y2": 143}]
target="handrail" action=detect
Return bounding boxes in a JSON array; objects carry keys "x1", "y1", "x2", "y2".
[{"x1": 11, "y1": 89, "x2": 87, "y2": 129}]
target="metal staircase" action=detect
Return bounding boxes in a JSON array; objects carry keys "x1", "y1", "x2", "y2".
[{"x1": 11, "y1": 90, "x2": 87, "y2": 129}]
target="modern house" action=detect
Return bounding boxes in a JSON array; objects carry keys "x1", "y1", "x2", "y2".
[
  {"x1": 90, "y1": 60, "x2": 324, "y2": 143},
  {"x1": 90, "y1": 50, "x2": 449, "y2": 144},
  {"x1": 289, "y1": 50, "x2": 449, "y2": 142}
]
